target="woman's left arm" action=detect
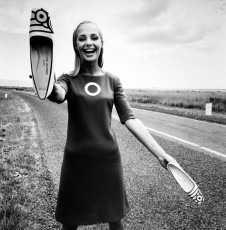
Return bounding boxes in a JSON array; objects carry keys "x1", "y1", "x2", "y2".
[{"x1": 125, "y1": 118, "x2": 177, "y2": 169}]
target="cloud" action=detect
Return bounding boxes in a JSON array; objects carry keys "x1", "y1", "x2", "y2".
[
  {"x1": 0, "y1": 0, "x2": 79, "y2": 34},
  {"x1": 0, "y1": 0, "x2": 26, "y2": 10},
  {"x1": 0, "y1": 0, "x2": 127, "y2": 35},
  {"x1": 114, "y1": 0, "x2": 170, "y2": 28},
  {"x1": 122, "y1": 0, "x2": 170, "y2": 25},
  {"x1": 0, "y1": 0, "x2": 32, "y2": 33},
  {"x1": 116, "y1": 0, "x2": 226, "y2": 46},
  {"x1": 128, "y1": 18, "x2": 221, "y2": 45},
  {"x1": 1, "y1": 0, "x2": 225, "y2": 49}
]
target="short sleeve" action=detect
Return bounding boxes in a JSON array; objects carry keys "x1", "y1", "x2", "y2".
[
  {"x1": 114, "y1": 77, "x2": 137, "y2": 124},
  {"x1": 57, "y1": 74, "x2": 70, "y2": 98}
]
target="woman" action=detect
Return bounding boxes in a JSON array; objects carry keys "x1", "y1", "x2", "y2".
[{"x1": 49, "y1": 21, "x2": 176, "y2": 230}]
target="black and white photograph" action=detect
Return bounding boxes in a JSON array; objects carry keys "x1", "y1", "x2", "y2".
[{"x1": 0, "y1": 0, "x2": 226, "y2": 229}]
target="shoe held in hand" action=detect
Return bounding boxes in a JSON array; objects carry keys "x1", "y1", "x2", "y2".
[
  {"x1": 29, "y1": 8, "x2": 54, "y2": 100},
  {"x1": 167, "y1": 162, "x2": 204, "y2": 205}
]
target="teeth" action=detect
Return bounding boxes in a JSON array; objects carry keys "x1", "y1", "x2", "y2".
[{"x1": 84, "y1": 49, "x2": 95, "y2": 53}]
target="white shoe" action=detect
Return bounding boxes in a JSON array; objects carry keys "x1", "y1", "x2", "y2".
[
  {"x1": 29, "y1": 8, "x2": 54, "y2": 100},
  {"x1": 167, "y1": 162, "x2": 204, "y2": 205}
]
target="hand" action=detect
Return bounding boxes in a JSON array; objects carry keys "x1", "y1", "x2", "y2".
[
  {"x1": 47, "y1": 82, "x2": 59, "y2": 101},
  {"x1": 158, "y1": 154, "x2": 177, "y2": 170},
  {"x1": 48, "y1": 81, "x2": 66, "y2": 103},
  {"x1": 52, "y1": 82, "x2": 59, "y2": 92}
]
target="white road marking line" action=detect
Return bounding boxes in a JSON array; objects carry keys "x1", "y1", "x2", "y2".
[
  {"x1": 112, "y1": 115, "x2": 226, "y2": 159},
  {"x1": 132, "y1": 107, "x2": 226, "y2": 128}
]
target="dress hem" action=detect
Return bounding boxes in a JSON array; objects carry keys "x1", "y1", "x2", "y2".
[{"x1": 55, "y1": 208, "x2": 130, "y2": 226}]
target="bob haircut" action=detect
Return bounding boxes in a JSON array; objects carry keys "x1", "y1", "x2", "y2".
[{"x1": 70, "y1": 21, "x2": 104, "y2": 76}]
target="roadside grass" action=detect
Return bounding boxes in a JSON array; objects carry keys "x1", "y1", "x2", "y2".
[
  {"x1": 125, "y1": 89, "x2": 226, "y2": 112},
  {"x1": 0, "y1": 86, "x2": 33, "y2": 92},
  {"x1": 125, "y1": 89, "x2": 226, "y2": 125},
  {"x1": 0, "y1": 91, "x2": 60, "y2": 230}
]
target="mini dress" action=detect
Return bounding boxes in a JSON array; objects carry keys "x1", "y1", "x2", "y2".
[{"x1": 55, "y1": 72, "x2": 136, "y2": 225}]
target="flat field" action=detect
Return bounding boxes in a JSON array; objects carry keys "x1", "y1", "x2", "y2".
[{"x1": 125, "y1": 89, "x2": 226, "y2": 125}]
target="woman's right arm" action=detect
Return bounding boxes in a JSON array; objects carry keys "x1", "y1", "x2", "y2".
[{"x1": 48, "y1": 82, "x2": 66, "y2": 103}]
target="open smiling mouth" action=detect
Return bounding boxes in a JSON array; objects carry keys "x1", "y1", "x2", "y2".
[{"x1": 83, "y1": 49, "x2": 96, "y2": 55}]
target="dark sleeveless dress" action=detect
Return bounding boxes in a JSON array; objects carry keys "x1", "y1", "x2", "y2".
[{"x1": 55, "y1": 72, "x2": 136, "y2": 225}]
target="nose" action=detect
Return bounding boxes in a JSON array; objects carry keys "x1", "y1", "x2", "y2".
[{"x1": 85, "y1": 38, "x2": 92, "y2": 47}]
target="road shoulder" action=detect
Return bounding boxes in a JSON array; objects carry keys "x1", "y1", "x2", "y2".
[{"x1": 0, "y1": 91, "x2": 61, "y2": 229}]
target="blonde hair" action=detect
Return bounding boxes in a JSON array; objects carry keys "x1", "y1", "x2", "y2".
[{"x1": 70, "y1": 21, "x2": 104, "y2": 76}]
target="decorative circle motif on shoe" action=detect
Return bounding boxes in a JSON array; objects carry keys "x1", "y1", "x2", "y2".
[
  {"x1": 84, "y1": 82, "x2": 101, "y2": 96},
  {"x1": 36, "y1": 9, "x2": 48, "y2": 23},
  {"x1": 196, "y1": 195, "x2": 203, "y2": 202}
]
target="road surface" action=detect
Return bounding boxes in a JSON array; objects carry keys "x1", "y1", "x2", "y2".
[
  {"x1": 14, "y1": 91, "x2": 226, "y2": 230},
  {"x1": 113, "y1": 107, "x2": 226, "y2": 158}
]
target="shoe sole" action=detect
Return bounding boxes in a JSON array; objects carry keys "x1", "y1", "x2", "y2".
[
  {"x1": 167, "y1": 162, "x2": 204, "y2": 204},
  {"x1": 30, "y1": 36, "x2": 54, "y2": 99}
]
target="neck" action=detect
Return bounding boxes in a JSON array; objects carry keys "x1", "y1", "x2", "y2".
[{"x1": 79, "y1": 62, "x2": 104, "y2": 76}]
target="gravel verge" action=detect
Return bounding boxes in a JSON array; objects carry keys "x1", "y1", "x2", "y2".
[{"x1": 0, "y1": 91, "x2": 61, "y2": 230}]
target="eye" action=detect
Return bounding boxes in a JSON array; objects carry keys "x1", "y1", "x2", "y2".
[
  {"x1": 78, "y1": 36, "x2": 86, "y2": 42},
  {"x1": 91, "y1": 34, "x2": 99, "y2": 40}
]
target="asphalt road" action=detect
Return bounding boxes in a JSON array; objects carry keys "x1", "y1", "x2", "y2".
[
  {"x1": 113, "y1": 108, "x2": 226, "y2": 157},
  {"x1": 14, "y1": 92, "x2": 226, "y2": 230}
]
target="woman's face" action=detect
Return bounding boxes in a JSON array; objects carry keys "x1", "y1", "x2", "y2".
[{"x1": 75, "y1": 23, "x2": 102, "y2": 65}]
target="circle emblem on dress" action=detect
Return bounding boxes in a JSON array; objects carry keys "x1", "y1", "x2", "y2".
[{"x1": 84, "y1": 82, "x2": 101, "y2": 96}]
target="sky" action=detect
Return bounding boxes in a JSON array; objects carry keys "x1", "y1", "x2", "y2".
[{"x1": 0, "y1": 0, "x2": 226, "y2": 89}]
